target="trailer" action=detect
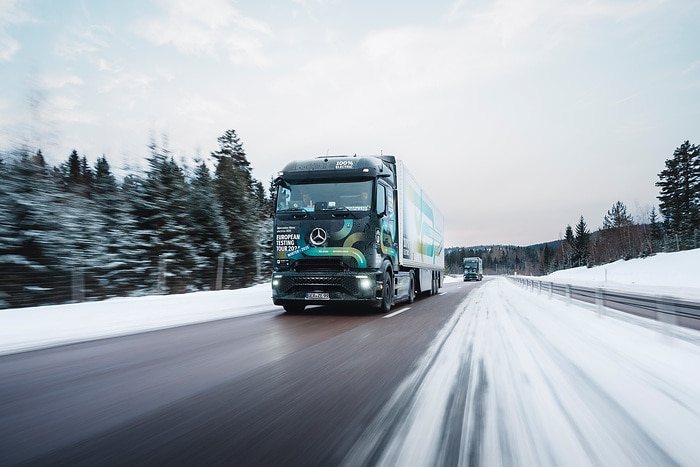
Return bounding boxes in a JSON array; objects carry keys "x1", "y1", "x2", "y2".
[{"x1": 271, "y1": 155, "x2": 444, "y2": 313}]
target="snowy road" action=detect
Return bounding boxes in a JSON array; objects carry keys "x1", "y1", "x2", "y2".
[{"x1": 346, "y1": 278, "x2": 700, "y2": 466}]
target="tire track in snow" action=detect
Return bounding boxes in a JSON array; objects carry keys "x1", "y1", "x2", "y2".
[
  {"x1": 341, "y1": 286, "x2": 483, "y2": 466},
  {"x1": 345, "y1": 278, "x2": 699, "y2": 466}
]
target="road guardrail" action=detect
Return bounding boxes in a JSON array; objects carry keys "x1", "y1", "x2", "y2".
[{"x1": 508, "y1": 276, "x2": 700, "y2": 331}]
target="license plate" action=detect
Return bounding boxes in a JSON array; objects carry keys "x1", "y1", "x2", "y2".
[{"x1": 306, "y1": 292, "x2": 330, "y2": 300}]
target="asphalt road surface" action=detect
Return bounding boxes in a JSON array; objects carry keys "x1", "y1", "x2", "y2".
[{"x1": 0, "y1": 280, "x2": 482, "y2": 466}]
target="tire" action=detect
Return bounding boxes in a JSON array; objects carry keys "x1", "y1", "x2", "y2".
[
  {"x1": 379, "y1": 268, "x2": 393, "y2": 313},
  {"x1": 283, "y1": 304, "x2": 305, "y2": 314},
  {"x1": 407, "y1": 275, "x2": 415, "y2": 304}
]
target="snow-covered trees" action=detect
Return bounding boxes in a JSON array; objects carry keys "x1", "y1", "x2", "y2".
[
  {"x1": 0, "y1": 130, "x2": 272, "y2": 308},
  {"x1": 599, "y1": 201, "x2": 635, "y2": 260},
  {"x1": 212, "y1": 129, "x2": 262, "y2": 288},
  {"x1": 656, "y1": 140, "x2": 700, "y2": 250}
]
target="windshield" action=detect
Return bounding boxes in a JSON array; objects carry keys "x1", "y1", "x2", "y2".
[{"x1": 276, "y1": 180, "x2": 373, "y2": 213}]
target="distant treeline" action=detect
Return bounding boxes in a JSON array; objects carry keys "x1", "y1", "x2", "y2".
[
  {"x1": 0, "y1": 129, "x2": 273, "y2": 308},
  {"x1": 446, "y1": 140, "x2": 700, "y2": 277}
]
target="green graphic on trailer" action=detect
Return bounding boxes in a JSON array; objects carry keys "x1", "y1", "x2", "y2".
[{"x1": 404, "y1": 181, "x2": 443, "y2": 263}]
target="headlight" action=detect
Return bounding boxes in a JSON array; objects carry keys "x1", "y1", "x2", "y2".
[
  {"x1": 356, "y1": 275, "x2": 373, "y2": 290},
  {"x1": 272, "y1": 275, "x2": 282, "y2": 287}
]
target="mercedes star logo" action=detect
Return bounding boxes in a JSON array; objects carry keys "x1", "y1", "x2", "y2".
[{"x1": 309, "y1": 227, "x2": 328, "y2": 246}]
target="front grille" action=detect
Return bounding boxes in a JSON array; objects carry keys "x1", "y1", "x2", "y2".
[
  {"x1": 278, "y1": 274, "x2": 360, "y2": 295},
  {"x1": 293, "y1": 259, "x2": 351, "y2": 273}
]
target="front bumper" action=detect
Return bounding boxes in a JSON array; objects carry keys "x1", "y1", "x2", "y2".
[{"x1": 271, "y1": 271, "x2": 381, "y2": 306}]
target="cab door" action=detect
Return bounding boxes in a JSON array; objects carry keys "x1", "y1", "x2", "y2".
[{"x1": 376, "y1": 180, "x2": 398, "y2": 267}]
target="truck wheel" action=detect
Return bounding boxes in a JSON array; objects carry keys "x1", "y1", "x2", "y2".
[
  {"x1": 380, "y1": 268, "x2": 393, "y2": 313},
  {"x1": 408, "y1": 275, "x2": 415, "y2": 304},
  {"x1": 283, "y1": 304, "x2": 305, "y2": 314}
]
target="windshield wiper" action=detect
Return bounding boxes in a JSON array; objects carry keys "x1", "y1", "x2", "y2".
[
  {"x1": 277, "y1": 208, "x2": 310, "y2": 218},
  {"x1": 330, "y1": 206, "x2": 358, "y2": 218}
]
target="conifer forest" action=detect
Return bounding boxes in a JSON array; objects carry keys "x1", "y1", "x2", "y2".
[{"x1": 1, "y1": 129, "x2": 273, "y2": 308}]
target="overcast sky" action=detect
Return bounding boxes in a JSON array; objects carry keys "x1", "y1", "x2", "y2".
[{"x1": 1, "y1": 0, "x2": 698, "y2": 247}]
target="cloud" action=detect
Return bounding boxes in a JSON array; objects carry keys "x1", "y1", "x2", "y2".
[
  {"x1": 54, "y1": 25, "x2": 113, "y2": 58},
  {"x1": 681, "y1": 60, "x2": 700, "y2": 76},
  {"x1": 273, "y1": 15, "x2": 529, "y2": 104},
  {"x1": 98, "y1": 70, "x2": 154, "y2": 94},
  {"x1": 37, "y1": 72, "x2": 84, "y2": 89},
  {"x1": 137, "y1": 0, "x2": 272, "y2": 66},
  {"x1": 174, "y1": 94, "x2": 241, "y2": 121},
  {"x1": 448, "y1": 0, "x2": 667, "y2": 51},
  {"x1": 93, "y1": 58, "x2": 155, "y2": 97},
  {"x1": 0, "y1": 31, "x2": 19, "y2": 62},
  {"x1": 45, "y1": 95, "x2": 98, "y2": 125},
  {"x1": 0, "y1": 0, "x2": 31, "y2": 62}
]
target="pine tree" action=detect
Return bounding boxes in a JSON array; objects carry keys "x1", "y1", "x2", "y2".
[
  {"x1": 0, "y1": 156, "x2": 21, "y2": 308},
  {"x1": 563, "y1": 225, "x2": 575, "y2": 268},
  {"x1": 91, "y1": 155, "x2": 147, "y2": 297},
  {"x1": 656, "y1": 140, "x2": 700, "y2": 250},
  {"x1": 136, "y1": 139, "x2": 197, "y2": 293},
  {"x1": 212, "y1": 129, "x2": 260, "y2": 288},
  {"x1": 648, "y1": 207, "x2": 663, "y2": 253},
  {"x1": 67, "y1": 149, "x2": 81, "y2": 182},
  {"x1": 2, "y1": 150, "x2": 69, "y2": 306},
  {"x1": 187, "y1": 161, "x2": 232, "y2": 289},
  {"x1": 574, "y1": 216, "x2": 591, "y2": 267},
  {"x1": 602, "y1": 201, "x2": 633, "y2": 229},
  {"x1": 601, "y1": 201, "x2": 634, "y2": 260},
  {"x1": 94, "y1": 155, "x2": 117, "y2": 193},
  {"x1": 539, "y1": 243, "x2": 555, "y2": 274}
]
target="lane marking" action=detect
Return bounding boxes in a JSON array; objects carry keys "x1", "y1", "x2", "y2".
[{"x1": 383, "y1": 307, "x2": 411, "y2": 318}]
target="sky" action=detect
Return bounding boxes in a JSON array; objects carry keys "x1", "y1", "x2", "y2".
[{"x1": 1, "y1": 0, "x2": 699, "y2": 247}]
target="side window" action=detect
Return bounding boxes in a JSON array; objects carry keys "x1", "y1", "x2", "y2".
[
  {"x1": 385, "y1": 185, "x2": 394, "y2": 217},
  {"x1": 276, "y1": 185, "x2": 291, "y2": 211},
  {"x1": 376, "y1": 183, "x2": 387, "y2": 215}
]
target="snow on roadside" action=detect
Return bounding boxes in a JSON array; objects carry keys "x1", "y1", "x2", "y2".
[
  {"x1": 0, "y1": 283, "x2": 275, "y2": 356},
  {"x1": 529, "y1": 249, "x2": 700, "y2": 300}
]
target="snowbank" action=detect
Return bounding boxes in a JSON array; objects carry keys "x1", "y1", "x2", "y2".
[
  {"x1": 542, "y1": 250, "x2": 700, "y2": 300},
  {"x1": 0, "y1": 283, "x2": 274, "y2": 356}
]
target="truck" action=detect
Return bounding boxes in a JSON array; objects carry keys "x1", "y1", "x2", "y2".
[
  {"x1": 271, "y1": 155, "x2": 444, "y2": 313},
  {"x1": 463, "y1": 257, "x2": 483, "y2": 281}
]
